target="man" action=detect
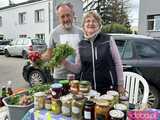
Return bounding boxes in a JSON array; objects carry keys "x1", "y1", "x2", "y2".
[{"x1": 41, "y1": 2, "x2": 83, "y2": 80}]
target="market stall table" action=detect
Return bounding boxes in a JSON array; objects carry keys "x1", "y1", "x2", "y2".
[{"x1": 22, "y1": 108, "x2": 71, "y2": 120}]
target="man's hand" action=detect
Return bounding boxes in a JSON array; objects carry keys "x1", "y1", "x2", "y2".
[
  {"x1": 118, "y1": 84, "x2": 126, "y2": 96},
  {"x1": 41, "y1": 48, "x2": 52, "y2": 61}
]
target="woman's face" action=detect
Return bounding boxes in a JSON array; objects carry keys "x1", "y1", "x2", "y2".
[{"x1": 84, "y1": 15, "x2": 99, "y2": 36}]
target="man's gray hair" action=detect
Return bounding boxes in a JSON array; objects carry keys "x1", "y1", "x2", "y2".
[{"x1": 56, "y1": 2, "x2": 74, "y2": 13}]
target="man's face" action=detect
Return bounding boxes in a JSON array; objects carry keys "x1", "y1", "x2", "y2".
[{"x1": 57, "y1": 6, "x2": 74, "y2": 30}]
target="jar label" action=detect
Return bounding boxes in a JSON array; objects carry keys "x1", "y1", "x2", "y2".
[
  {"x1": 62, "y1": 106, "x2": 70, "y2": 114},
  {"x1": 72, "y1": 106, "x2": 80, "y2": 114},
  {"x1": 84, "y1": 111, "x2": 91, "y2": 119}
]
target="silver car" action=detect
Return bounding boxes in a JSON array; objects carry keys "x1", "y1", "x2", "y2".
[{"x1": 4, "y1": 38, "x2": 47, "y2": 58}]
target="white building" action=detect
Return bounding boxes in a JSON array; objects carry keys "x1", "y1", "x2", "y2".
[
  {"x1": 0, "y1": 0, "x2": 83, "y2": 41},
  {"x1": 139, "y1": 0, "x2": 160, "y2": 38}
]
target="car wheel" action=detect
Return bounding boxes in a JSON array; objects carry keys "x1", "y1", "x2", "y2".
[
  {"x1": 4, "y1": 50, "x2": 10, "y2": 57},
  {"x1": 28, "y1": 70, "x2": 45, "y2": 86},
  {"x1": 22, "y1": 51, "x2": 28, "y2": 59},
  {"x1": 147, "y1": 85, "x2": 160, "y2": 108}
]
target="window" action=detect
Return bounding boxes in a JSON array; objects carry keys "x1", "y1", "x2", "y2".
[
  {"x1": 0, "y1": 16, "x2": 2, "y2": 27},
  {"x1": 135, "y1": 41, "x2": 160, "y2": 58},
  {"x1": 35, "y1": 9, "x2": 44, "y2": 23},
  {"x1": 147, "y1": 15, "x2": 160, "y2": 31},
  {"x1": 35, "y1": 33, "x2": 45, "y2": 41},
  {"x1": 19, "y1": 34, "x2": 27, "y2": 38},
  {"x1": 19, "y1": 12, "x2": 26, "y2": 24}
]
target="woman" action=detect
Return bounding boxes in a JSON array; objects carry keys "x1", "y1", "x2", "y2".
[{"x1": 62, "y1": 11, "x2": 125, "y2": 94}]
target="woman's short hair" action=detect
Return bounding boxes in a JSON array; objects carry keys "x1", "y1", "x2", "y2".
[{"x1": 82, "y1": 11, "x2": 102, "y2": 28}]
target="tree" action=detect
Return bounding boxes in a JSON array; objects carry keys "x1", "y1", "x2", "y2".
[{"x1": 83, "y1": 0, "x2": 131, "y2": 29}]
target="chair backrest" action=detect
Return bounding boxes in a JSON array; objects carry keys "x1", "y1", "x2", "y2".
[{"x1": 123, "y1": 71, "x2": 149, "y2": 105}]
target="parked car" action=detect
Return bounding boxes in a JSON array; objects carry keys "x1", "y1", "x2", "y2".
[
  {"x1": 22, "y1": 34, "x2": 160, "y2": 108},
  {"x1": 4, "y1": 38, "x2": 47, "y2": 58},
  {"x1": 0, "y1": 40, "x2": 10, "y2": 54}
]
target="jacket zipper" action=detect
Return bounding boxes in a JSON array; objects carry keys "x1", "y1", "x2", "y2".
[
  {"x1": 95, "y1": 47, "x2": 98, "y2": 60},
  {"x1": 90, "y1": 41, "x2": 96, "y2": 89},
  {"x1": 109, "y1": 70, "x2": 114, "y2": 88},
  {"x1": 80, "y1": 72, "x2": 83, "y2": 80}
]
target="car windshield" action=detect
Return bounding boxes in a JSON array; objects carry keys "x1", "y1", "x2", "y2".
[{"x1": 31, "y1": 39, "x2": 46, "y2": 45}]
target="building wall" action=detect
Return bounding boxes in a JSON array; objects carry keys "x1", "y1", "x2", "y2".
[
  {"x1": 139, "y1": 0, "x2": 160, "y2": 38},
  {"x1": 0, "y1": 0, "x2": 83, "y2": 42}
]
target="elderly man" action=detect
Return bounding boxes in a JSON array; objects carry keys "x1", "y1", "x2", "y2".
[{"x1": 41, "y1": 2, "x2": 83, "y2": 80}]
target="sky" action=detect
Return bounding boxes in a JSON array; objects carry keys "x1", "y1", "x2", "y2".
[{"x1": 0, "y1": 0, "x2": 139, "y2": 27}]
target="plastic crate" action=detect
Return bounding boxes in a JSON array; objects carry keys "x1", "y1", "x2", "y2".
[{"x1": 2, "y1": 94, "x2": 33, "y2": 120}]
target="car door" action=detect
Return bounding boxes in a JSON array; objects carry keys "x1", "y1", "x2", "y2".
[
  {"x1": 134, "y1": 39, "x2": 160, "y2": 89},
  {"x1": 7, "y1": 39, "x2": 17, "y2": 55},
  {"x1": 15, "y1": 38, "x2": 24, "y2": 55},
  {"x1": 115, "y1": 39, "x2": 138, "y2": 71}
]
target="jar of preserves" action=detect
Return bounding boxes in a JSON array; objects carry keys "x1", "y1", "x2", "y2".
[
  {"x1": 60, "y1": 96, "x2": 72, "y2": 117},
  {"x1": 100, "y1": 94, "x2": 114, "y2": 107},
  {"x1": 51, "y1": 98, "x2": 61, "y2": 114},
  {"x1": 107, "y1": 90, "x2": 119, "y2": 104},
  {"x1": 79, "y1": 81, "x2": 91, "y2": 94},
  {"x1": 71, "y1": 94, "x2": 85, "y2": 120},
  {"x1": 114, "y1": 103, "x2": 127, "y2": 119},
  {"x1": 45, "y1": 95, "x2": 52, "y2": 110},
  {"x1": 50, "y1": 83, "x2": 63, "y2": 98},
  {"x1": 119, "y1": 96, "x2": 129, "y2": 108},
  {"x1": 34, "y1": 92, "x2": 45, "y2": 110},
  {"x1": 70, "y1": 80, "x2": 79, "y2": 94},
  {"x1": 95, "y1": 100, "x2": 111, "y2": 120},
  {"x1": 109, "y1": 110, "x2": 124, "y2": 120},
  {"x1": 84, "y1": 100, "x2": 95, "y2": 120},
  {"x1": 59, "y1": 80, "x2": 70, "y2": 95}
]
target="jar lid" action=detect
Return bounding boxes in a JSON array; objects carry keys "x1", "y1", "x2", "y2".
[
  {"x1": 96, "y1": 100, "x2": 109, "y2": 106},
  {"x1": 85, "y1": 100, "x2": 95, "y2": 106},
  {"x1": 114, "y1": 103, "x2": 127, "y2": 110},
  {"x1": 34, "y1": 92, "x2": 45, "y2": 97},
  {"x1": 120, "y1": 96, "x2": 129, "y2": 101},
  {"x1": 59, "y1": 80, "x2": 69, "y2": 85},
  {"x1": 107, "y1": 90, "x2": 119, "y2": 96},
  {"x1": 100, "y1": 94, "x2": 114, "y2": 101},
  {"x1": 51, "y1": 83, "x2": 63, "y2": 88},
  {"x1": 109, "y1": 110, "x2": 124, "y2": 118},
  {"x1": 71, "y1": 80, "x2": 79, "y2": 84},
  {"x1": 80, "y1": 81, "x2": 90, "y2": 85}
]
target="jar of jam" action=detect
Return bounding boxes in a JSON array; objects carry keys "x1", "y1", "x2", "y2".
[
  {"x1": 79, "y1": 81, "x2": 91, "y2": 94},
  {"x1": 107, "y1": 90, "x2": 119, "y2": 104},
  {"x1": 45, "y1": 95, "x2": 52, "y2": 110},
  {"x1": 50, "y1": 83, "x2": 63, "y2": 98},
  {"x1": 70, "y1": 80, "x2": 79, "y2": 94},
  {"x1": 109, "y1": 110, "x2": 124, "y2": 120},
  {"x1": 84, "y1": 100, "x2": 95, "y2": 120},
  {"x1": 60, "y1": 96, "x2": 72, "y2": 117},
  {"x1": 71, "y1": 94, "x2": 85, "y2": 120},
  {"x1": 95, "y1": 100, "x2": 111, "y2": 120},
  {"x1": 114, "y1": 103, "x2": 127, "y2": 119},
  {"x1": 59, "y1": 80, "x2": 70, "y2": 95},
  {"x1": 34, "y1": 92, "x2": 45, "y2": 110},
  {"x1": 51, "y1": 98, "x2": 61, "y2": 115}
]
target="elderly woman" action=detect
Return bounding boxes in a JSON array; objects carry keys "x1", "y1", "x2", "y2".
[{"x1": 62, "y1": 11, "x2": 124, "y2": 94}]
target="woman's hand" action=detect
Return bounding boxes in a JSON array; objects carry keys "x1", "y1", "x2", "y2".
[{"x1": 118, "y1": 85, "x2": 126, "y2": 96}]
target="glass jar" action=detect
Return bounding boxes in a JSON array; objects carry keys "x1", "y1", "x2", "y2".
[
  {"x1": 34, "y1": 92, "x2": 45, "y2": 110},
  {"x1": 79, "y1": 81, "x2": 91, "y2": 94},
  {"x1": 84, "y1": 100, "x2": 95, "y2": 120},
  {"x1": 109, "y1": 110, "x2": 124, "y2": 120},
  {"x1": 114, "y1": 103, "x2": 127, "y2": 119},
  {"x1": 95, "y1": 100, "x2": 111, "y2": 120},
  {"x1": 61, "y1": 96, "x2": 72, "y2": 117},
  {"x1": 51, "y1": 98, "x2": 61, "y2": 114},
  {"x1": 71, "y1": 94, "x2": 85, "y2": 120},
  {"x1": 119, "y1": 96, "x2": 129, "y2": 108},
  {"x1": 50, "y1": 83, "x2": 63, "y2": 98},
  {"x1": 107, "y1": 90, "x2": 119, "y2": 104},
  {"x1": 70, "y1": 80, "x2": 79, "y2": 94},
  {"x1": 59, "y1": 80, "x2": 70, "y2": 95},
  {"x1": 45, "y1": 95, "x2": 52, "y2": 110},
  {"x1": 100, "y1": 94, "x2": 114, "y2": 107}
]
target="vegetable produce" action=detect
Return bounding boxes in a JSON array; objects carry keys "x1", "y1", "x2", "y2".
[{"x1": 46, "y1": 43, "x2": 75, "y2": 69}]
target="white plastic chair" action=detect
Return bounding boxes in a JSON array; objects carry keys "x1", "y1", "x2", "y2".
[{"x1": 123, "y1": 71, "x2": 149, "y2": 106}]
